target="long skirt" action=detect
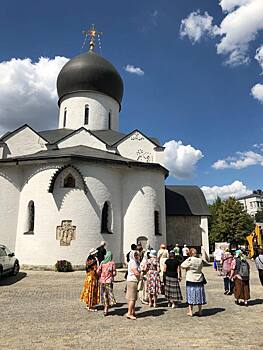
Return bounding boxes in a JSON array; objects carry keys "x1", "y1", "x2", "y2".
[
  {"x1": 147, "y1": 270, "x2": 161, "y2": 296},
  {"x1": 186, "y1": 281, "x2": 206, "y2": 305},
  {"x1": 80, "y1": 272, "x2": 100, "y2": 307},
  {"x1": 234, "y1": 278, "x2": 250, "y2": 300},
  {"x1": 165, "y1": 276, "x2": 183, "y2": 303},
  {"x1": 100, "y1": 283, "x2": 116, "y2": 306}
]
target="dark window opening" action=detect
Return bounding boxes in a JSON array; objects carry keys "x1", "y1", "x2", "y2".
[
  {"x1": 84, "y1": 105, "x2": 89, "y2": 125},
  {"x1": 108, "y1": 111, "x2": 111, "y2": 129},
  {"x1": 63, "y1": 108, "x2": 67, "y2": 128},
  {"x1": 63, "y1": 174, "x2": 76, "y2": 188},
  {"x1": 154, "y1": 210, "x2": 161, "y2": 235},
  {"x1": 24, "y1": 200, "x2": 35, "y2": 234},
  {"x1": 101, "y1": 202, "x2": 112, "y2": 233}
]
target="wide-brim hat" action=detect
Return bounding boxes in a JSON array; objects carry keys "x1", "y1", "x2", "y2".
[{"x1": 89, "y1": 248, "x2": 98, "y2": 256}]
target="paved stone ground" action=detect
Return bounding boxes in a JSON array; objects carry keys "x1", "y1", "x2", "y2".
[{"x1": 0, "y1": 262, "x2": 262, "y2": 350}]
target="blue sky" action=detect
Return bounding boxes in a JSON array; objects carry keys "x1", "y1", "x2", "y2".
[{"x1": 0, "y1": 0, "x2": 263, "y2": 200}]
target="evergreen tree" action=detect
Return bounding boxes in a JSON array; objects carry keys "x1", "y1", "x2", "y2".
[
  {"x1": 209, "y1": 197, "x2": 254, "y2": 246},
  {"x1": 255, "y1": 209, "x2": 263, "y2": 223}
]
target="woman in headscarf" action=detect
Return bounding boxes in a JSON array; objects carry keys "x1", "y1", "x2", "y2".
[
  {"x1": 126, "y1": 250, "x2": 141, "y2": 320},
  {"x1": 230, "y1": 250, "x2": 250, "y2": 306},
  {"x1": 157, "y1": 244, "x2": 169, "y2": 293},
  {"x1": 163, "y1": 251, "x2": 183, "y2": 308},
  {"x1": 139, "y1": 250, "x2": 150, "y2": 304},
  {"x1": 80, "y1": 248, "x2": 100, "y2": 311},
  {"x1": 181, "y1": 248, "x2": 206, "y2": 317},
  {"x1": 97, "y1": 251, "x2": 116, "y2": 316},
  {"x1": 146, "y1": 250, "x2": 161, "y2": 307}
]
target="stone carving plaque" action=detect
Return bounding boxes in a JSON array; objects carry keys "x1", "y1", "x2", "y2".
[{"x1": 56, "y1": 220, "x2": 76, "y2": 246}]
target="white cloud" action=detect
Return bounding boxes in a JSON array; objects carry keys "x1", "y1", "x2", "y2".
[
  {"x1": 180, "y1": 11, "x2": 219, "y2": 43},
  {"x1": 201, "y1": 180, "x2": 251, "y2": 202},
  {"x1": 212, "y1": 150, "x2": 263, "y2": 169},
  {"x1": 251, "y1": 46, "x2": 263, "y2": 102},
  {"x1": 180, "y1": 0, "x2": 263, "y2": 66},
  {"x1": 163, "y1": 140, "x2": 203, "y2": 179},
  {"x1": 220, "y1": 0, "x2": 253, "y2": 13},
  {"x1": 0, "y1": 56, "x2": 68, "y2": 136},
  {"x1": 251, "y1": 83, "x2": 263, "y2": 103},
  {"x1": 124, "y1": 64, "x2": 144, "y2": 76}
]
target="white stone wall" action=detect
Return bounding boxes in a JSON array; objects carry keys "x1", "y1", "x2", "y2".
[
  {"x1": 58, "y1": 92, "x2": 120, "y2": 131},
  {"x1": 13, "y1": 160, "x2": 166, "y2": 267},
  {"x1": 15, "y1": 162, "x2": 123, "y2": 266},
  {"x1": 122, "y1": 168, "x2": 166, "y2": 257},
  {"x1": 0, "y1": 167, "x2": 21, "y2": 251},
  {"x1": 58, "y1": 129, "x2": 107, "y2": 151},
  {"x1": 4, "y1": 127, "x2": 47, "y2": 158},
  {"x1": 117, "y1": 131, "x2": 164, "y2": 166},
  {"x1": 201, "y1": 216, "x2": 209, "y2": 257}
]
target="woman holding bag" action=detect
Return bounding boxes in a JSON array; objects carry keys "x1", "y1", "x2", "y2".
[{"x1": 181, "y1": 248, "x2": 206, "y2": 317}]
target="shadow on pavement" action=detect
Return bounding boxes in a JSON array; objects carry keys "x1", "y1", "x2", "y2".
[
  {"x1": 248, "y1": 299, "x2": 263, "y2": 306},
  {"x1": 136, "y1": 308, "x2": 167, "y2": 318},
  {"x1": 110, "y1": 306, "x2": 141, "y2": 317},
  {"x1": 198, "y1": 307, "x2": 225, "y2": 317},
  {"x1": 0, "y1": 272, "x2": 27, "y2": 286}
]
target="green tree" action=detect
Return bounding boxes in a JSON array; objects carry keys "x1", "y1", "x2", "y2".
[
  {"x1": 255, "y1": 209, "x2": 263, "y2": 223},
  {"x1": 209, "y1": 197, "x2": 254, "y2": 246}
]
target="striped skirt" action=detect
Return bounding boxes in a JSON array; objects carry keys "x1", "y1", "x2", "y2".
[
  {"x1": 164, "y1": 276, "x2": 183, "y2": 302},
  {"x1": 186, "y1": 281, "x2": 206, "y2": 305}
]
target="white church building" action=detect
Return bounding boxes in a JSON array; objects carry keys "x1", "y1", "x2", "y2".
[{"x1": 0, "y1": 38, "x2": 210, "y2": 268}]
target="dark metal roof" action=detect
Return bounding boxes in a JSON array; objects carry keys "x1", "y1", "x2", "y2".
[
  {"x1": 0, "y1": 145, "x2": 168, "y2": 176},
  {"x1": 165, "y1": 185, "x2": 210, "y2": 216},
  {"x1": 57, "y1": 51, "x2": 124, "y2": 107},
  {"x1": 38, "y1": 128, "x2": 161, "y2": 147},
  {"x1": 91, "y1": 130, "x2": 127, "y2": 146},
  {"x1": 39, "y1": 129, "x2": 74, "y2": 144}
]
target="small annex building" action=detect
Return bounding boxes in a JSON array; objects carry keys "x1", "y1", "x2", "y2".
[
  {"x1": 0, "y1": 36, "x2": 210, "y2": 268},
  {"x1": 166, "y1": 186, "x2": 210, "y2": 256}
]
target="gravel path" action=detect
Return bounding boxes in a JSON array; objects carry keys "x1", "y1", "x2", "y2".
[{"x1": 0, "y1": 262, "x2": 262, "y2": 349}]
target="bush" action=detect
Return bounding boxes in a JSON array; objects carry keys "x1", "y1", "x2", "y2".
[{"x1": 55, "y1": 260, "x2": 73, "y2": 272}]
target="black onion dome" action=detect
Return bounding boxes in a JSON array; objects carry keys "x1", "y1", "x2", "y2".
[{"x1": 57, "y1": 51, "x2": 124, "y2": 107}]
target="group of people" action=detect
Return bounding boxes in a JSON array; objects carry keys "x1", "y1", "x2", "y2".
[
  {"x1": 125, "y1": 244, "x2": 206, "y2": 319},
  {"x1": 214, "y1": 245, "x2": 263, "y2": 306},
  {"x1": 80, "y1": 241, "x2": 262, "y2": 319}
]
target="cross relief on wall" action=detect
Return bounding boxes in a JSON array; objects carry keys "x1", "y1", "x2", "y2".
[{"x1": 56, "y1": 220, "x2": 76, "y2": 246}]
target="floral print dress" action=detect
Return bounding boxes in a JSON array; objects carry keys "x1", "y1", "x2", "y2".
[
  {"x1": 146, "y1": 258, "x2": 161, "y2": 296},
  {"x1": 80, "y1": 256, "x2": 100, "y2": 307}
]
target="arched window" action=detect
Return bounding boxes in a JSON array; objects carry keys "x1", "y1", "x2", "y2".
[
  {"x1": 63, "y1": 108, "x2": 67, "y2": 128},
  {"x1": 154, "y1": 210, "x2": 161, "y2": 235},
  {"x1": 101, "y1": 202, "x2": 112, "y2": 233},
  {"x1": 84, "y1": 105, "x2": 89, "y2": 125},
  {"x1": 63, "y1": 174, "x2": 76, "y2": 188},
  {"x1": 108, "y1": 111, "x2": 111, "y2": 129},
  {"x1": 25, "y1": 200, "x2": 35, "y2": 234}
]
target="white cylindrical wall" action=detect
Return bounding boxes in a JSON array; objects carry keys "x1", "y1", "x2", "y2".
[
  {"x1": 58, "y1": 92, "x2": 120, "y2": 131},
  {"x1": 122, "y1": 169, "x2": 166, "y2": 257},
  {"x1": 15, "y1": 162, "x2": 123, "y2": 266},
  {"x1": 0, "y1": 168, "x2": 21, "y2": 252}
]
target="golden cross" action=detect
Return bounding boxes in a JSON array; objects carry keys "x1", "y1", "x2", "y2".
[{"x1": 82, "y1": 24, "x2": 103, "y2": 51}]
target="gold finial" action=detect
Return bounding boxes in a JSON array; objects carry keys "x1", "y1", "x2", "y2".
[{"x1": 82, "y1": 24, "x2": 103, "y2": 52}]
